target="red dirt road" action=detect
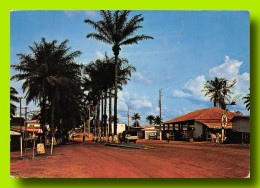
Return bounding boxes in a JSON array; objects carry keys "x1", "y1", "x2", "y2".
[{"x1": 10, "y1": 140, "x2": 250, "y2": 178}]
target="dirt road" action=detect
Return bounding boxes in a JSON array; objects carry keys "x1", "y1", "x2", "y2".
[{"x1": 10, "y1": 140, "x2": 250, "y2": 178}]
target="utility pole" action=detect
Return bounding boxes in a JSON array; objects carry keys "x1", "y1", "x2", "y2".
[
  {"x1": 128, "y1": 106, "x2": 130, "y2": 130},
  {"x1": 19, "y1": 97, "x2": 22, "y2": 132},
  {"x1": 159, "y1": 89, "x2": 162, "y2": 140},
  {"x1": 24, "y1": 106, "x2": 28, "y2": 152}
]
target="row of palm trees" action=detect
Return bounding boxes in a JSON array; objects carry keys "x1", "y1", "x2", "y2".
[
  {"x1": 11, "y1": 10, "x2": 154, "y2": 140},
  {"x1": 11, "y1": 38, "x2": 83, "y2": 140},
  {"x1": 84, "y1": 10, "x2": 154, "y2": 134},
  {"x1": 146, "y1": 115, "x2": 163, "y2": 125},
  {"x1": 83, "y1": 54, "x2": 136, "y2": 136}
]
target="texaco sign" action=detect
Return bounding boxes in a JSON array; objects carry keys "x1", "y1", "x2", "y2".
[{"x1": 221, "y1": 111, "x2": 228, "y2": 128}]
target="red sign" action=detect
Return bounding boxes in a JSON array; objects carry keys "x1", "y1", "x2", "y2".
[{"x1": 221, "y1": 111, "x2": 228, "y2": 128}]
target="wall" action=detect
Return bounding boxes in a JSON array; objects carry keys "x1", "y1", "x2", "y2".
[
  {"x1": 194, "y1": 121, "x2": 204, "y2": 139},
  {"x1": 232, "y1": 118, "x2": 250, "y2": 133}
]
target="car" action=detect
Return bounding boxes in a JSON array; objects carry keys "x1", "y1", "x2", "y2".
[{"x1": 119, "y1": 130, "x2": 138, "y2": 143}]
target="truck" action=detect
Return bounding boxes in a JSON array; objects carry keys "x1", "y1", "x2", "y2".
[{"x1": 119, "y1": 130, "x2": 138, "y2": 143}]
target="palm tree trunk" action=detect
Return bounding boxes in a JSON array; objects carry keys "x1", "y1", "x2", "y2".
[
  {"x1": 97, "y1": 101, "x2": 100, "y2": 137},
  {"x1": 104, "y1": 92, "x2": 107, "y2": 136},
  {"x1": 101, "y1": 93, "x2": 104, "y2": 137},
  {"x1": 114, "y1": 55, "x2": 118, "y2": 136},
  {"x1": 109, "y1": 89, "x2": 112, "y2": 136}
]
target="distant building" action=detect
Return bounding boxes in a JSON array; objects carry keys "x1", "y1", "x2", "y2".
[
  {"x1": 111, "y1": 123, "x2": 127, "y2": 135},
  {"x1": 140, "y1": 125, "x2": 162, "y2": 139},
  {"x1": 163, "y1": 107, "x2": 250, "y2": 143},
  {"x1": 27, "y1": 119, "x2": 41, "y2": 128}
]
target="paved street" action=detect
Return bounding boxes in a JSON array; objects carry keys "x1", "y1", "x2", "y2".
[{"x1": 10, "y1": 140, "x2": 250, "y2": 178}]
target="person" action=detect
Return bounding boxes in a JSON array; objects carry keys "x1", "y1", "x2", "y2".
[
  {"x1": 211, "y1": 133, "x2": 216, "y2": 143},
  {"x1": 83, "y1": 133, "x2": 85, "y2": 143},
  {"x1": 166, "y1": 132, "x2": 170, "y2": 143}
]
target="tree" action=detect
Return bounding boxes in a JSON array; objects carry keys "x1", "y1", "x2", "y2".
[
  {"x1": 11, "y1": 38, "x2": 82, "y2": 141},
  {"x1": 131, "y1": 113, "x2": 141, "y2": 127},
  {"x1": 201, "y1": 77, "x2": 236, "y2": 110},
  {"x1": 10, "y1": 87, "x2": 19, "y2": 119},
  {"x1": 233, "y1": 111, "x2": 243, "y2": 114},
  {"x1": 243, "y1": 88, "x2": 250, "y2": 111},
  {"x1": 83, "y1": 54, "x2": 135, "y2": 136},
  {"x1": 84, "y1": 10, "x2": 153, "y2": 135},
  {"x1": 146, "y1": 115, "x2": 155, "y2": 125},
  {"x1": 154, "y1": 115, "x2": 162, "y2": 125}
]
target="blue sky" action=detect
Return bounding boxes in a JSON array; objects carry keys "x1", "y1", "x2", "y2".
[{"x1": 10, "y1": 10, "x2": 250, "y2": 125}]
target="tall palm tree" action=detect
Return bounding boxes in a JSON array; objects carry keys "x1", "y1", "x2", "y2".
[
  {"x1": 131, "y1": 113, "x2": 141, "y2": 127},
  {"x1": 146, "y1": 115, "x2": 155, "y2": 125},
  {"x1": 83, "y1": 54, "x2": 136, "y2": 136},
  {"x1": 10, "y1": 87, "x2": 19, "y2": 119},
  {"x1": 201, "y1": 77, "x2": 236, "y2": 110},
  {"x1": 243, "y1": 89, "x2": 250, "y2": 111},
  {"x1": 154, "y1": 115, "x2": 162, "y2": 125},
  {"x1": 11, "y1": 38, "x2": 82, "y2": 139},
  {"x1": 84, "y1": 10, "x2": 153, "y2": 135}
]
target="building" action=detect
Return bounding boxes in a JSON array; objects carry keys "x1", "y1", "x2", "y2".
[
  {"x1": 163, "y1": 107, "x2": 250, "y2": 143},
  {"x1": 140, "y1": 125, "x2": 162, "y2": 139},
  {"x1": 111, "y1": 123, "x2": 127, "y2": 135}
]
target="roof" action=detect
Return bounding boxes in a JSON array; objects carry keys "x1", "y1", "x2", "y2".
[
  {"x1": 141, "y1": 129, "x2": 158, "y2": 131},
  {"x1": 10, "y1": 130, "x2": 21, "y2": 136},
  {"x1": 140, "y1": 125, "x2": 160, "y2": 128},
  {"x1": 26, "y1": 119, "x2": 40, "y2": 124},
  {"x1": 11, "y1": 126, "x2": 43, "y2": 133},
  {"x1": 163, "y1": 107, "x2": 249, "y2": 129}
]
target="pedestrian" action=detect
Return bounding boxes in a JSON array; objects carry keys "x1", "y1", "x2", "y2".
[{"x1": 166, "y1": 132, "x2": 170, "y2": 143}]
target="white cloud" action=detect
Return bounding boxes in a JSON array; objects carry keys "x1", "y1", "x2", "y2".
[
  {"x1": 64, "y1": 10, "x2": 98, "y2": 18},
  {"x1": 172, "y1": 89, "x2": 192, "y2": 98},
  {"x1": 171, "y1": 56, "x2": 250, "y2": 106},
  {"x1": 63, "y1": 11, "x2": 75, "y2": 18},
  {"x1": 130, "y1": 96, "x2": 153, "y2": 109},
  {"x1": 183, "y1": 75, "x2": 207, "y2": 101},
  {"x1": 95, "y1": 51, "x2": 104, "y2": 59},
  {"x1": 132, "y1": 72, "x2": 153, "y2": 85},
  {"x1": 172, "y1": 75, "x2": 207, "y2": 101},
  {"x1": 117, "y1": 90, "x2": 155, "y2": 125},
  {"x1": 209, "y1": 56, "x2": 242, "y2": 80},
  {"x1": 84, "y1": 10, "x2": 98, "y2": 17},
  {"x1": 209, "y1": 56, "x2": 250, "y2": 108}
]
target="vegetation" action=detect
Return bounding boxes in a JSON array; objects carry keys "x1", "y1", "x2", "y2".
[
  {"x1": 10, "y1": 87, "x2": 19, "y2": 120},
  {"x1": 153, "y1": 115, "x2": 162, "y2": 125},
  {"x1": 146, "y1": 115, "x2": 155, "y2": 125},
  {"x1": 243, "y1": 88, "x2": 250, "y2": 111},
  {"x1": 202, "y1": 77, "x2": 236, "y2": 110},
  {"x1": 131, "y1": 113, "x2": 141, "y2": 127},
  {"x1": 84, "y1": 10, "x2": 153, "y2": 134},
  {"x1": 83, "y1": 54, "x2": 135, "y2": 136},
  {"x1": 11, "y1": 38, "x2": 82, "y2": 141}
]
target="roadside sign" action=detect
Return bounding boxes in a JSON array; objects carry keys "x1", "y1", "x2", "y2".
[{"x1": 221, "y1": 111, "x2": 228, "y2": 128}]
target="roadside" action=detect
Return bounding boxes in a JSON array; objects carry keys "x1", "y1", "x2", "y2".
[{"x1": 10, "y1": 139, "x2": 250, "y2": 178}]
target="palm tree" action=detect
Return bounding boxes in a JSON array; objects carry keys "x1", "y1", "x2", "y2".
[
  {"x1": 11, "y1": 38, "x2": 82, "y2": 142},
  {"x1": 233, "y1": 110, "x2": 243, "y2": 114},
  {"x1": 83, "y1": 54, "x2": 135, "y2": 136},
  {"x1": 131, "y1": 113, "x2": 141, "y2": 127},
  {"x1": 10, "y1": 87, "x2": 19, "y2": 120},
  {"x1": 201, "y1": 77, "x2": 236, "y2": 110},
  {"x1": 146, "y1": 115, "x2": 155, "y2": 125},
  {"x1": 154, "y1": 115, "x2": 162, "y2": 125},
  {"x1": 243, "y1": 89, "x2": 250, "y2": 111},
  {"x1": 84, "y1": 10, "x2": 153, "y2": 135}
]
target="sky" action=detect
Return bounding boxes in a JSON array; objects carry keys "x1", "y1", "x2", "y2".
[{"x1": 10, "y1": 10, "x2": 250, "y2": 125}]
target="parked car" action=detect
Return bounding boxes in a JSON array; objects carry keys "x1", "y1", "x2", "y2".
[{"x1": 119, "y1": 130, "x2": 138, "y2": 143}]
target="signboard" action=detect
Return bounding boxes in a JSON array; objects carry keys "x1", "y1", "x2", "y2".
[{"x1": 221, "y1": 111, "x2": 228, "y2": 128}]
